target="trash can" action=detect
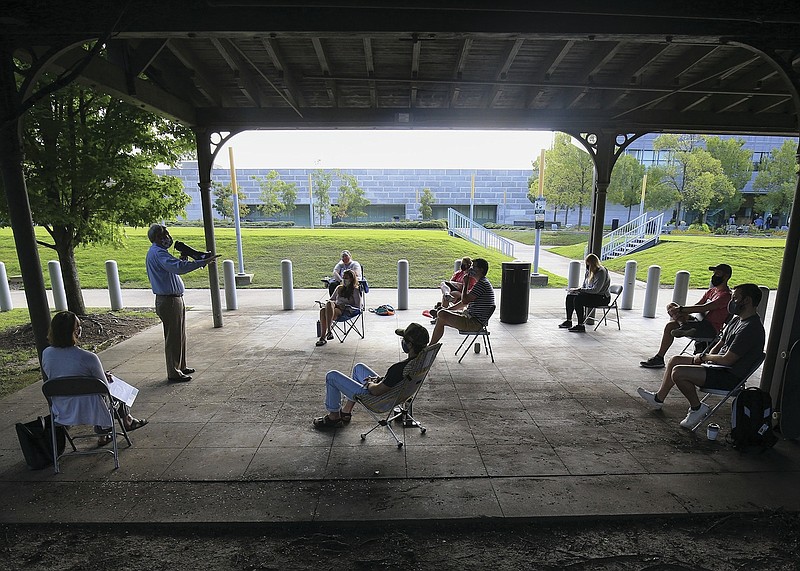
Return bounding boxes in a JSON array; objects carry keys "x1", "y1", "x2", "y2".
[
  {"x1": 500, "y1": 261, "x2": 531, "y2": 324},
  {"x1": 611, "y1": 218, "x2": 620, "y2": 230}
]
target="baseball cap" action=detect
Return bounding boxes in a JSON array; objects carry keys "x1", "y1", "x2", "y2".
[
  {"x1": 341, "y1": 250, "x2": 351, "y2": 258},
  {"x1": 395, "y1": 322, "x2": 430, "y2": 348},
  {"x1": 708, "y1": 263, "x2": 732, "y2": 276}
]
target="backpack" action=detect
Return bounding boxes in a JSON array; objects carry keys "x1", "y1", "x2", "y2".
[
  {"x1": 370, "y1": 304, "x2": 395, "y2": 316},
  {"x1": 730, "y1": 387, "x2": 778, "y2": 450}
]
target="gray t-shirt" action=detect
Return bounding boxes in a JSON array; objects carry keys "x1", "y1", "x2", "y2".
[{"x1": 719, "y1": 314, "x2": 766, "y2": 378}]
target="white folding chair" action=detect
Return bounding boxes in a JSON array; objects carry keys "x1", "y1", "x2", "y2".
[
  {"x1": 356, "y1": 344, "x2": 441, "y2": 447},
  {"x1": 455, "y1": 305, "x2": 495, "y2": 363},
  {"x1": 42, "y1": 376, "x2": 132, "y2": 473},
  {"x1": 582, "y1": 285, "x2": 623, "y2": 331},
  {"x1": 690, "y1": 352, "x2": 766, "y2": 432}
]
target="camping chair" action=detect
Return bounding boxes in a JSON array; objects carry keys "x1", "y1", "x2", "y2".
[
  {"x1": 330, "y1": 268, "x2": 369, "y2": 343},
  {"x1": 689, "y1": 352, "x2": 766, "y2": 432},
  {"x1": 42, "y1": 376, "x2": 132, "y2": 474},
  {"x1": 455, "y1": 305, "x2": 495, "y2": 363},
  {"x1": 356, "y1": 343, "x2": 441, "y2": 447},
  {"x1": 581, "y1": 285, "x2": 623, "y2": 331}
]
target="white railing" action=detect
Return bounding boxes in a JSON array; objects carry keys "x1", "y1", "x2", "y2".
[
  {"x1": 447, "y1": 208, "x2": 515, "y2": 257},
  {"x1": 599, "y1": 212, "x2": 664, "y2": 260}
]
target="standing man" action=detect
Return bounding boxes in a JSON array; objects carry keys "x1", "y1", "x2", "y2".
[{"x1": 146, "y1": 224, "x2": 218, "y2": 382}]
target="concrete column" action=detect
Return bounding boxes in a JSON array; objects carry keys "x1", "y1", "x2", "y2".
[
  {"x1": 673, "y1": 271, "x2": 690, "y2": 305},
  {"x1": 568, "y1": 260, "x2": 582, "y2": 289},
  {"x1": 281, "y1": 259, "x2": 294, "y2": 310},
  {"x1": 105, "y1": 260, "x2": 124, "y2": 311},
  {"x1": 621, "y1": 260, "x2": 637, "y2": 310},
  {"x1": 223, "y1": 260, "x2": 238, "y2": 310},
  {"x1": 643, "y1": 265, "x2": 661, "y2": 318},
  {"x1": 397, "y1": 259, "x2": 409, "y2": 310},
  {"x1": 0, "y1": 262, "x2": 12, "y2": 311},
  {"x1": 48, "y1": 261, "x2": 68, "y2": 311}
]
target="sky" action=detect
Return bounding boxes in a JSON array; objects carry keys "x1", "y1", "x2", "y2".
[{"x1": 216, "y1": 130, "x2": 554, "y2": 170}]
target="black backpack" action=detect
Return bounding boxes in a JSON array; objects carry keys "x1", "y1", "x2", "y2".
[
  {"x1": 730, "y1": 387, "x2": 778, "y2": 450},
  {"x1": 15, "y1": 415, "x2": 66, "y2": 470}
]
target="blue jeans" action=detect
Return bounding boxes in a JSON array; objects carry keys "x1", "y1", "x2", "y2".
[{"x1": 325, "y1": 363, "x2": 378, "y2": 412}]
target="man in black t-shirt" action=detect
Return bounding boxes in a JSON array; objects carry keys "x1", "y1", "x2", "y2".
[{"x1": 313, "y1": 322, "x2": 430, "y2": 430}]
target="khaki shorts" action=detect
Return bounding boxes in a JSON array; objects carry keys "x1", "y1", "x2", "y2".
[{"x1": 441, "y1": 309, "x2": 484, "y2": 332}]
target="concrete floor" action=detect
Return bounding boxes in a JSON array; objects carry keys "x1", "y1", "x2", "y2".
[{"x1": 1, "y1": 285, "x2": 799, "y2": 524}]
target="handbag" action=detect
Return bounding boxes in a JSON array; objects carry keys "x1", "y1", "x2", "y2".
[{"x1": 15, "y1": 415, "x2": 66, "y2": 470}]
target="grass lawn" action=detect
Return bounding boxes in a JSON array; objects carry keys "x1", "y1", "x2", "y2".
[
  {"x1": 550, "y1": 234, "x2": 786, "y2": 288},
  {"x1": 493, "y1": 229, "x2": 590, "y2": 247},
  {"x1": 0, "y1": 227, "x2": 567, "y2": 289}
]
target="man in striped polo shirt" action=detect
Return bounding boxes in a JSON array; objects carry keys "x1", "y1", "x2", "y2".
[{"x1": 429, "y1": 258, "x2": 495, "y2": 346}]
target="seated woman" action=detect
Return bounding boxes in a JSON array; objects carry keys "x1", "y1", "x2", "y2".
[
  {"x1": 316, "y1": 269, "x2": 362, "y2": 346},
  {"x1": 438, "y1": 256, "x2": 477, "y2": 309},
  {"x1": 559, "y1": 253, "x2": 611, "y2": 333},
  {"x1": 41, "y1": 311, "x2": 148, "y2": 446}
]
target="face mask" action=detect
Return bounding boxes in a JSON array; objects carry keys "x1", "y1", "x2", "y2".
[
  {"x1": 728, "y1": 299, "x2": 744, "y2": 314},
  {"x1": 461, "y1": 264, "x2": 468, "y2": 271},
  {"x1": 160, "y1": 236, "x2": 173, "y2": 249},
  {"x1": 401, "y1": 339, "x2": 410, "y2": 353},
  {"x1": 711, "y1": 275, "x2": 724, "y2": 287},
  {"x1": 344, "y1": 279, "x2": 352, "y2": 286}
]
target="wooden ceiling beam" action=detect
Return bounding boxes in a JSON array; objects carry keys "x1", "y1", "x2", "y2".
[
  {"x1": 484, "y1": 38, "x2": 524, "y2": 108},
  {"x1": 448, "y1": 38, "x2": 472, "y2": 108},
  {"x1": 165, "y1": 39, "x2": 228, "y2": 106},
  {"x1": 260, "y1": 37, "x2": 303, "y2": 108},
  {"x1": 311, "y1": 36, "x2": 337, "y2": 106},
  {"x1": 363, "y1": 38, "x2": 377, "y2": 108},
  {"x1": 210, "y1": 38, "x2": 261, "y2": 106}
]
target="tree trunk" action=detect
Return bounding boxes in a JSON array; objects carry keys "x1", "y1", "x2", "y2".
[
  {"x1": 563, "y1": 208, "x2": 569, "y2": 225},
  {"x1": 52, "y1": 228, "x2": 86, "y2": 315},
  {"x1": 627, "y1": 205, "x2": 633, "y2": 222},
  {"x1": 578, "y1": 205, "x2": 584, "y2": 228}
]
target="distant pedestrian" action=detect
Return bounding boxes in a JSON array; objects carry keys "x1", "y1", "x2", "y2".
[{"x1": 754, "y1": 215, "x2": 764, "y2": 230}]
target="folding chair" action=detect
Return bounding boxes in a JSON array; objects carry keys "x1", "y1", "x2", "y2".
[
  {"x1": 42, "y1": 376, "x2": 132, "y2": 473},
  {"x1": 330, "y1": 270, "x2": 369, "y2": 343},
  {"x1": 356, "y1": 343, "x2": 441, "y2": 447},
  {"x1": 581, "y1": 284, "x2": 623, "y2": 331},
  {"x1": 689, "y1": 352, "x2": 766, "y2": 432},
  {"x1": 455, "y1": 305, "x2": 495, "y2": 363},
  {"x1": 680, "y1": 335, "x2": 718, "y2": 356}
]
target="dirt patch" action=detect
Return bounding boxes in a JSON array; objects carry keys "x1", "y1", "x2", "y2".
[{"x1": 0, "y1": 512, "x2": 798, "y2": 570}]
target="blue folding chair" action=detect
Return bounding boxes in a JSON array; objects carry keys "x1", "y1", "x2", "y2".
[{"x1": 331, "y1": 270, "x2": 369, "y2": 343}]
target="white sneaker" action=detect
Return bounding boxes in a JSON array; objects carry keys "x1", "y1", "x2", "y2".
[
  {"x1": 637, "y1": 388, "x2": 663, "y2": 410},
  {"x1": 679, "y1": 403, "x2": 711, "y2": 429}
]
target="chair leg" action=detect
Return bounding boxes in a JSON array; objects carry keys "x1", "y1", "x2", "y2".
[
  {"x1": 457, "y1": 333, "x2": 478, "y2": 363},
  {"x1": 455, "y1": 334, "x2": 472, "y2": 359},
  {"x1": 51, "y1": 418, "x2": 60, "y2": 474},
  {"x1": 614, "y1": 305, "x2": 620, "y2": 330},
  {"x1": 690, "y1": 392, "x2": 737, "y2": 432},
  {"x1": 485, "y1": 334, "x2": 494, "y2": 363}
]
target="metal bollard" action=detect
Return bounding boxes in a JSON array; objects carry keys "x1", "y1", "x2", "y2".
[
  {"x1": 642, "y1": 265, "x2": 661, "y2": 318},
  {"x1": 621, "y1": 260, "x2": 637, "y2": 310},
  {"x1": 673, "y1": 270, "x2": 690, "y2": 305},
  {"x1": 223, "y1": 259, "x2": 238, "y2": 310},
  {"x1": 105, "y1": 260, "x2": 124, "y2": 310},
  {"x1": 0, "y1": 262, "x2": 13, "y2": 311},
  {"x1": 568, "y1": 260, "x2": 582, "y2": 289},
  {"x1": 48, "y1": 260, "x2": 68, "y2": 311},
  {"x1": 397, "y1": 259, "x2": 409, "y2": 310},
  {"x1": 281, "y1": 259, "x2": 294, "y2": 310},
  {"x1": 757, "y1": 286, "x2": 770, "y2": 322}
]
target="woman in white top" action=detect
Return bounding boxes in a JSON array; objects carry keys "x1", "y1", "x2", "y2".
[{"x1": 41, "y1": 311, "x2": 147, "y2": 446}]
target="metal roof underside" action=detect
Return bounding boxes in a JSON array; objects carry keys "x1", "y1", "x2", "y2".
[{"x1": 5, "y1": 1, "x2": 800, "y2": 136}]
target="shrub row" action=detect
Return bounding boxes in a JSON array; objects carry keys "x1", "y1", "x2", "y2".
[{"x1": 330, "y1": 219, "x2": 448, "y2": 229}]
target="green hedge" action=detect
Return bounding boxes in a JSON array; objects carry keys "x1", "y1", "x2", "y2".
[{"x1": 330, "y1": 219, "x2": 448, "y2": 229}]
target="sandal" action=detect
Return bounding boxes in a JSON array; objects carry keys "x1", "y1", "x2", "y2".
[
  {"x1": 312, "y1": 415, "x2": 343, "y2": 430},
  {"x1": 315, "y1": 338, "x2": 327, "y2": 346},
  {"x1": 340, "y1": 412, "x2": 352, "y2": 423},
  {"x1": 326, "y1": 332, "x2": 334, "y2": 340},
  {"x1": 125, "y1": 418, "x2": 148, "y2": 432}
]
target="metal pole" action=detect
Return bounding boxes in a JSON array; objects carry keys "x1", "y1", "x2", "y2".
[
  {"x1": 281, "y1": 259, "x2": 294, "y2": 310},
  {"x1": 308, "y1": 173, "x2": 315, "y2": 229},
  {"x1": 223, "y1": 259, "x2": 238, "y2": 310},
  {"x1": 228, "y1": 147, "x2": 246, "y2": 274},
  {"x1": 534, "y1": 149, "x2": 545, "y2": 274},
  {"x1": 397, "y1": 259, "x2": 409, "y2": 310},
  {"x1": 568, "y1": 260, "x2": 582, "y2": 289},
  {"x1": 673, "y1": 270, "x2": 690, "y2": 305},
  {"x1": 48, "y1": 261, "x2": 68, "y2": 311},
  {"x1": 643, "y1": 265, "x2": 661, "y2": 318},
  {"x1": 638, "y1": 173, "x2": 647, "y2": 217},
  {"x1": 0, "y1": 262, "x2": 13, "y2": 311},
  {"x1": 105, "y1": 260, "x2": 124, "y2": 311},
  {"x1": 621, "y1": 260, "x2": 637, "y2": 310}
]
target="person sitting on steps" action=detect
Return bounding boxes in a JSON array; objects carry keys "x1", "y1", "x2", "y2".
[{"x1": 640, "y1": 264, "x2": 732, "y2": 369}]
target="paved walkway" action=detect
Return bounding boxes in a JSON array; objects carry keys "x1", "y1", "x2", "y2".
[{"x1": 1, "y1": 283, "x2": 798, "y2": 525}]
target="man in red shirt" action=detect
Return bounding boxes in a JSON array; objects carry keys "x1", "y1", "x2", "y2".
[{"x1": 640, "y1": 264, "x2": 732, "y2": 369}]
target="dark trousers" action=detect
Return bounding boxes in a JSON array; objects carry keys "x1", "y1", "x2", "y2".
[
  {"x1": 155, "y1": 295, "x2": 187, "y2": 378},
  {"x1": 566, "y1": 292, "x2": 610, "y2": 323}
]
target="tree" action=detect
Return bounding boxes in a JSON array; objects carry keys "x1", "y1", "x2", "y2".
[
  {"x1": 703, "y1": 136, "x2": 753, "y2": 192},
  {"x1": 754, "y1": 139, "x2": 799, "y2": 225},
  {"x1": 253, "y1": 170, "x2": 297, "y2": 219},
  {"x1": 419, "y1": 187, "x2": 435, "y2": 219},
  {"x1": 536, "y1": 133, "x2": 594, "y2": 227},
  {"x1": 1, "y1": 83, "x2": 194, "y2": 315},
  {"x1": 607, "y1": 153, "x2": 646, "y2": 222},
  {"x1": 212, "y1": 181, "x2": 250, "y2": 221},
  {"x1": 332, "y1": 170, "x2": 370, "y2": 221},
  {"x1": 310, "y1": 167, "x2": 332, "y2": 225},
  {"x1": 643, "y1": 165, "x2": 681, "y2": 214}
]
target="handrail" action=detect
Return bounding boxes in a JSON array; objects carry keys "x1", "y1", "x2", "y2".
[
  {"x1": 447, "y1": 208, "x2": 515, "y2": 257},
  {"x1": 599, "y1": 212, "x2": 664, "y2": 260}
]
